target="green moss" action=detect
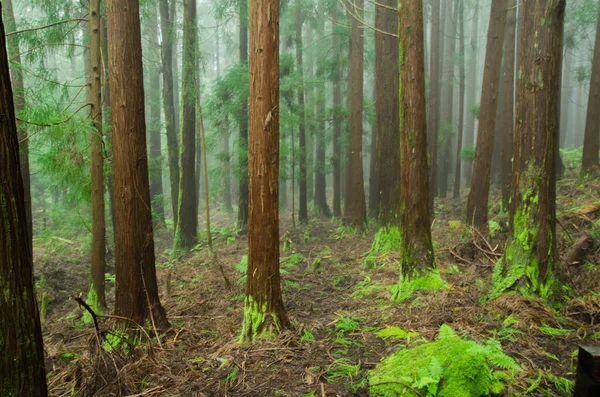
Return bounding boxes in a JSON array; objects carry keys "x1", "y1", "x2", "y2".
[
  {"x1": 390, "y1": 271, "x2": 446, "y2": 302},
  {"x1": 241, "y1": 295, "x2": 284, "y2": 342},
  {"x1": 369, "y1": 325, "x2": 521, "y2": 397},
  {"x1": 84, "y1": 281, "x2": 104, "y2": 324},
  {"x1": 364, "y1": 227, "x2": 401, "y2": 268}
]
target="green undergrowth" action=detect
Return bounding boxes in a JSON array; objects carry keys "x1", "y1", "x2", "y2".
[
  {"x1": 390, "y1": 271, "x2": 447, "y2": 302},
  {"x1": 369, "y1": 324, "x2": 521, "y2": 397},
  {"x1": 363, "y1": 227, "x2": 401, "y2": 269}
]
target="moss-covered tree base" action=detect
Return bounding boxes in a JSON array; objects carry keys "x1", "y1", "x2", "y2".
[
  {"x1": 240, "y1": 296, "x2": 286, "y2": 342},
  {"x1": 364, "y1": 227, "x2": 401, "y2": 268}
]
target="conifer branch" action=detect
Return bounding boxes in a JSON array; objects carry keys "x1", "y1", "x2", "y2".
[{"x1": 5, "y1": 18, "x2": 87, "y2": 37}]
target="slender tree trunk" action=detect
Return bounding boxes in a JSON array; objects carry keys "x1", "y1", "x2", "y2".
[
  {"x1": 492, "y1": 0, "x2": 564, "y2": 298},
  {"x1": 375, "y1": 0, "x2": 400, "y2": 226},
  {"x1": 296, "y1": 4, "x2": 308, "y2": 223},
  {"x1": 106, "y1": 0, "x2": 169, "y2": 328},
  {"x1": 159, "y1": 0, "x2": 180, "y2": 228},
  {"x1": 466, "y1": 0, "x2": 507, "y2": 227},
  {"x1": 332, "y1": 4, "x2": 342, "y2": 218},
  {"x1": 3, "y1": 0, "x2": 32, "y2": 250},
  {"x1": 428, "y1": 0, "x2": 441, "y2": 212},
  {"x1": 88, "y1": 0, "x2": 106, "y2": 313},
  {"x1": 175, "y1": 0, "x2": 198, "y2": 250},
  {"x1": 501, "y1": 0, "x2": 517, "y2": 209},
  {"x1": 242, "y1": 0, "x2": 289, "y2": 340},
  {"x1": 395, "y1": 0, "x2": 435, "y2": 297},
  {"x1": 344, "y1": 0, "x2": 367, "y2": 230},
  {"x1": 216, "y1": 25, "x2": 233, "y2": 214},
  {"x1": 582, "y1": 6, "x2": 600, "y2": 174},
  {"x1": 368, "y1": 83, "x2": 378, "y2": 218},
  {"x1": 0, "y1": 9, "x2": 48, "y2": 394},
  {"x1": 464, "y1": 2, "x2": 479, "y2": 185},
  {"x1": 171, "y1": 0, "x2": 181, "y2": 145},
  {"x1": 560, "y1": 48, "x2": 573, "y2": 149},
  {"x1": 237, "y1": 2, "x2": 249, "y2": 231},
  {"x1": 454, "y1": 0, "x2": 466, "y2": 199}
]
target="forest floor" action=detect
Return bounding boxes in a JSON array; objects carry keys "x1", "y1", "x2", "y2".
[{"x1": 38, "y1": 175, "x2": 600, "y2": 397}]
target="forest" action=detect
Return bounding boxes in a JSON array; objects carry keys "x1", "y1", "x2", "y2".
[{"x1": 2, "y1": 0, "x2": 600, "y2": 396}]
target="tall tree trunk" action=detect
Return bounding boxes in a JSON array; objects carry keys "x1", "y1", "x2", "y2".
[
  {"x1": 175, "y1": 0, "x2": 198, "y2": 250},
  {"x1": 106, "y1": 0, "x2": 169, "y2": 328},
  {"x1": 454, "y1": 0, "x2": 466, "y2": 199},
  {"x1": 3, "y1": 0, "x2": 32, "y2": 251},
  {"x1": 242, "y1": 0, "x2": 289, "y2": 341},
  {"x1": 466, "y1": 0, "x2": 507, "y2": 227},
  {"x1": 171, "y1": 0, "x2": 181, "y2": 145},
  {"x1": 332, "y1": 4, "x2": 342, "y2": 218},
  {"x1": 464, "y1": 2, "x2": 479, "y2": 185},
  {"x1": 216, "y1": 25, "x2": 233, "y2": 214},
  {"x1": 149, "y1": 8, "x2": 165, "y2": 225},
  {"x1": 582, "y1": 5, "x2": 600, "y2": 174},
  {"x1": 296, "y1": 4, "x2": 308, "y2": 223},
  {"x1": 427, "y1": 0, "x2": 441, "y2": 212},
  {"x1": 560, "y1": 48, "x2": 573, "y2": 148},
  {"x1": 501, "y1": 0, "x2": 517, "y2": 210},
  {"x1": 88, "y1": 0, "x2": 106, "y2": 313},
  {"x1": 0, "y1": 9, "x2": 48, "y2": 394},
  {"x1": 395, "y1": 0, "x2": 436, "y2": 299},
  {"x1": 344, "y1": 0, "x2": 367, "y2": 230},
  {"x1": 368, "y1": 83, "x2": 378, "y2": 218},
  {"x1": 375, "y1": 0, "x2": 400, "y2": 226},
  {"x1": 159, "y1": 0, "x2": 180, "y2": 228},
  {"x1": 492, "y1": 0, "x2": 564, "y2": 298},
  {"x1": 237, "y1": 1, "x2": 249, "y2": 231}
]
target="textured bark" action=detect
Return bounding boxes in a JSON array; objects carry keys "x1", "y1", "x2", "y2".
[
  {"x1": 175, "y1": 0, "x2": 198, "y2": 250},
  {"x1": 237, "y1": 2, "x2": 249, "y2": 231},
  {"x1": 296, "y1": 4, "x2": 308, "y2": 223},
  {"x1": 454, "y1": 0, "x2": 466, "y2": 199},
  {"x1": 332, "y1": 5, "x2": 342, "y2": 218},
  {"x1": 399, "y1": 0, "x2": 435, "y2": 276},
  {"x1": 3, "y1": 0, "x2": 32, "y2": 251},
  {"x1": 427, "y1": 0, "x2": 441, "y2": 211},
  {"x1": 216, "y1": 25, "x2": 233, "y2": 213},
  {"x1": 106, "y1": 0, "x2": 168, "y2": 328},
  {"x1": 375, "y1": 0, "x2": 400, "y2": 226},
  {"x1": 344, "y1": 0, "x2": 367, "y2": 230},
  {"x1": 582, "y1": 5, "x2": 600, "y2": 173},
  {"x1": 560, "y1": 49, "x2": 573, "y2": 148},
  {"x1": 159, "y1": 0, "x2": 180, "y2": 227},
  {"x1": 242, "y1": 0, "x2": 289, "y2": 340},
  {"x1": 0, "y1": 9, "x2": 48, "y2": 394},
  {"x1": 496, "y1": 0, "x2": 564, "y2": 297},
  {"x1": 88, "y1": 0, "x2": 106, "y2": 312},
  {"x1": 464, "y1": 2, "x2": 479, "y2": 185},
  {"x1": 501, "y1": 0, "x2": 517, "y2": 209},
  {"x1": 466, "y1": 0, "x2": 507, "y2": 227}
]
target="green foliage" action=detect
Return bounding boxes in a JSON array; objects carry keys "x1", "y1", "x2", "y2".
[
  {"x1": 364, "y1": 227, "x2": 401, "y2": 269},
  {"x1": 325, "y1": 358, "x2": 362, "y2": 388},
  {"x1": 538, "y1": 324, "x2": 573, "y2": 337},
  {"x1": 390, "y1": 271, "x2": 446, "y2": 302},
  {"x1": 234, "y1": 255, "x2": 249, "y2": 285},
  {"x1": 335, "y1": 312, "x2": 363, "y2": 335},
  {"x1": 460, "y1": 145, "x2": 476, "y2": 162},
  {"x1": 469, "y1": 104, "x2": 481, "y2": 119},
  {"x1": 300, "y1": 328, "x2": 316, "y2": 343},
  {"x1": 374, "y1": 326, "x2": 418, "y2": 341},
  {"x1": 369, "y1": 325, "x2": 521, "y2": 397},
  {"x1": 351, "y1": 276, "x2": 388, "y2": 299}
]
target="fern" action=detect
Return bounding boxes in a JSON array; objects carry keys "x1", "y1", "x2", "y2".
[{"x1": 375, "y1": 326, "x2": 418, "y2": 341}]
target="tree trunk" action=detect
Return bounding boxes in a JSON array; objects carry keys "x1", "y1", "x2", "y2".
[
  {"x1": 237, "y1": 2, "x2": 249, "y2": 231},
  {"x1": 466, "y1": 0, "x2": 507, "y2": 227},
  {"x1": 296, "y1": 4, "x2": 308, "y2": 223},
  {"x1": 332, "y1": 4, "x2": 342, "y2": 218},
  {"x1": 560, "y1": 48, "x2": 573, "y2": 149},
  {"x1": 464, "y1": 2, "x2": 479, "y2": 185},
  {"x1": 454, "y1": 0, "x2": 466, "y2": 199},
  {"x1": 106, "y1": 0, "x2": 169, "y2": 328},
  {"x1": 501, "y1": 0, "x2": 517, "y2": 210},
  {"x1": 159, "y1": 0, "x2": 180, "y2": 228},
  {"x1": 0, "y1": 9, "x2": 48, "y2": 394},
  {"x1": 3, "y1": 0, "x2": 32, "y2": 251},
  {"x1": 396, "y1": 0, "x2": 436, "y2": 295},
  {"x1": 242, "y1": 0, "x2": 289, "y2": 341},
  {"x1": 582, "y1": 5, "x2": 600, "y2": 174},
  {"x1": 216, "y1": 25, "x2": 233, "y2": 214},
  {"x1": 88, "y1": 0, "x2": 106, "y2": 313},
  {"x1": 375, "y1": 0, "x2": 400, "y2": 226},
  {"x1": 175, "y1": 0, "x2": 198, "y2": 250},
  {"x1": 368, "y1": 83, "x2": 378, "y2": 218},
  {"x1": 492, "y1": 0, "x2": 564, "y2": 299},
  {"x1": 344, "y1": 0, "x2": 367, "y2": 230},
  {"x1": 427, "y1": 0, "x2": 441, "y2": 212}
]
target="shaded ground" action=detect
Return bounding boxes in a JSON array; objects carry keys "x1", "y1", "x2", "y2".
[{"x1": 38, "y1": 177, "x2": 600, "y2": 396}]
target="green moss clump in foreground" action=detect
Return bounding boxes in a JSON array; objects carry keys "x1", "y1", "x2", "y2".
[
  {"x1": 364, "y1": 227, "x2": 401, "y2": 269},
  {"x1": 390, "y1": 271, "x2": 446, "y2": 302},
  {"x1": 369, "y1": 325, "x2": 521, "y2": 397}
]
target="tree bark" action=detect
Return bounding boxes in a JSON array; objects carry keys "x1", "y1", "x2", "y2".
[
  {"x1": 175, "y1": 0, "x2": 198, "y2": 250},
  {"x1": 296, "y1": 4, "x2": 308, "y2": 223},
  {"x1": 0, "y1": 8, "x2": 48, "y2": 394},
  {"x1": 106, "y1": 0, "x2": 169, "y2": 328},
  {"x1": 159, "y1": 0, "x2": 180, "y2": 228},
  {"x1": 454, "y1": 0, "x2": 466, "y2": 199},
  {"x1": 493, "y1": 0, "x2": 564, "y2": 298},
  {"x1": 332, "y1": 4, "x2": 342, "y2": 218},
  {"x1": 464, "y1": 2, "x2": 479, "y2": 185},
  {"x1": 427, "y1": 0, "x2": 441, "y2": 212},
  {"x1": 242, "y1": 0, "x2": 289, "y2": 340},
  {"x1": 344, "y1": 0, "x2": 367, "y2": 230},
  {"x1": 216, "y1": 25, "x2": 233, "y2": 214},
  {"x1": 237, "y1": 1, "x2": 249, "y2": 231},
  {"x1": 466, "y1": 0, "x2": 507, "y2": 227},
  {"x1": 582, "y1": 5, "x2": 600, "y2": 174}
]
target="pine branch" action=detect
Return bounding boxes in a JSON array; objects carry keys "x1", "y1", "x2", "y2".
[{"x1": 5, "y1": 18, "x2": 87, "y2": 37}]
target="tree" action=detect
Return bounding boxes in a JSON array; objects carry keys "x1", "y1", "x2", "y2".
[
  {"x1": 159, "y1": 0, "x2": 180, "y2": 227},
  {"x1": 466, "y1": 0, "x2": 507, "y2": 227},
  {"x1": 395, "y1": 0, "x2": 435, "y2": 299},
  {"x1": 0, "y1": 7, "x2": 48, "y2": 394},
  {"x1": 463, "y1": 2, "x2": 479, "y2": 185},
  {"x1": 491, "y1": 0, "x2": 565, "y2": 298},
  {"x1": 582, "y1": 4, "x2": 600, "y2": 174},
  {"x1": 344, "y1": 0, "x2": 367, "y2": 230},
  {"x1": 453, "y1": 0, "x2": 466, "y2": 199},
  {"x1": 87, "y1": 0, "x2": 106, "y2": 314},
  {"x1": 242, "y1": 0, "x2": 289, "y2": 341},
  {"x1": 106, "y1": 0, "x2": 169, "y2": 328},
  {"x1": 237, "y1": 0, "x2": 249, "y2": 231},
  {"x1": 175, "y1": 0, "x2": 198, "y2": 250},
  {"x1": 375, "y1": 0, "x2": 400, "y2": 227},
  {"x1": 296, "y1": 3, "x2": 308, "y2": 223},
  {"x1": 3, "y1": 0, "x2": 32, "y2": 253},
  {"x1": 428, "y1": 0, "x2": 441, "y2": 211},
  {"x1": 332, "y1": 3, "x2": 342, "y2": 218}
]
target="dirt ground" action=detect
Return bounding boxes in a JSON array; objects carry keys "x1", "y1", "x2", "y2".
[{"x1": 38, "y1": 177, "x2": 600, "y2": 396}]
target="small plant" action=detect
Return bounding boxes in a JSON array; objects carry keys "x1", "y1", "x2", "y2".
[
  {"x1": 390, "y1": 271, "x2": 447, "y2": 302},
  {"x1": 374, "y1": 326, "x2": 418, "y2": 341},
  {"x1": 538, "y1": 324, "x2": 572, "y2": 337},
  {"x1": 324, "y1": 358, "x2": 362, "y2": 386},
  {"x1": 283, "y1": 253, "x2": 303, "y2": 268},
  {"x1": 336, "y1": 312, "x2": 363, "y2": 335},
  {"x1": 234, "y1": 255, "x2": 248, "y2": 285},
  {"x1": 460, "y1": 145, "x2": 476, "y2": 162},
  {"x1": 300, "y1": 328, "x2": 316, "y2": 343}
]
